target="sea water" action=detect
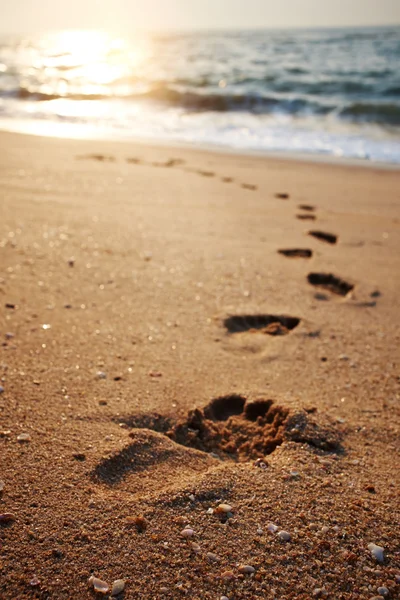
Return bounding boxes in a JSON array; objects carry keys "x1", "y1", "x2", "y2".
[{"x1": 0, "y1": 26, "x2": 399, "y2": 163}]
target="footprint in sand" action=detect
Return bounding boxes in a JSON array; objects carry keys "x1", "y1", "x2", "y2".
[
  {"x1": 297, "y1": 214, "x2": 316, "y2": 221},
  {"x1": 307, "y1": 272, "x2": 354, "y2": 296},
  {"x1": 108, "y1": 396, "x2": 342, "y2": 466},
  {"x1": 241, "y1": 183, "x2": 257, "y2": 191},
  {"x1": 198, "y1": 170, "x2": 215, "y2": 177},
  {"x1": 298, "y1": 204, "x2": 315, "y2": 211},
  {"x1": 77, "y1": 154, "x2": 115, "y2": 162},
  {"x1": 275, "y1": 192, "x2": 290, "y2": 199},
  {"x1": 221, "y1": 177, "x2": 233, "y2": 183},
  {"x1": 223, "y1": 314, "x2": 300, "y2": 335},
  {"x1": 153, "y1": 158, "x2": 185, "y2": 168},
  {"x1": 126, "y1": 157, "x2": 141, "y2": 164},
  {"x1": 278, "y1": 248, "x2": 313, "y2": 258},
  {"x1": 308, "y1": 230, "x2": 337, "y2": 244}
]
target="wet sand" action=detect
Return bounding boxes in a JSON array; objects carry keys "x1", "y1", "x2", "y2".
[{"x1": 0, "y1": 130, "x2": 399, "y2": 599}]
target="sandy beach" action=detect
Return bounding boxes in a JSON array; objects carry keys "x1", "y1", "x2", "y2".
[{"x1": 0, "y1": 130, "x2": 399, "y2": 599}]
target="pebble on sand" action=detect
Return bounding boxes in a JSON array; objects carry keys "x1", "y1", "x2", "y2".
[
  {"x1": 277, "y1": 530, "x2": 291, "y2": 542},
  {"x1": 368, "y1": 542, "x2": 385, "y2": 563},
  {"x1": 96, "y1": 371, "x2": 107, "y2": 379},
  {"x1": 89, "y1": 576, "x2": 110, "y2": 594},
  {"x1": 0, "y1": 386, "x2": 4, "y2": 394},
  {"x1": 377, "y1": 586, "x2": 389, "y2": 596},
  {"x1": 111, "y1": 579, "x2": 126, "y2": 596},
  {"x1": 238, "y1": 565, "x2": 255, "y2": 574},
  {"x1": 181, "y1": 527, "x2": 194, "y2": 538},
  {"x1": 17, "y1": 433, "x2": 31, "y2": 443},
  {"x1": 0, "y1": 480, "x2": 4, "y2": 492}
]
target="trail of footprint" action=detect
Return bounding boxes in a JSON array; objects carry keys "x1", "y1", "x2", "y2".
[
  {"x1": 275, "y1": 193, "x2": 290, "y2": 199},
  {"x1": 307, "y1": 272, "x2": 354, "y2": 296},
  {"x1": 298, "y1": 204, "x2": 315, "y2": 211}
]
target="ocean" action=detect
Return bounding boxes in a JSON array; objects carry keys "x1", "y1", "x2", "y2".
[{"x1": 1, "y1": 26, "x2": 400, "y2": 163}]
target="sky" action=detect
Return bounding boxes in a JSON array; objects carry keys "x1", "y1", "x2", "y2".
[{"x1": 0, "y1": 0, "x2": 399, "y2": 34}]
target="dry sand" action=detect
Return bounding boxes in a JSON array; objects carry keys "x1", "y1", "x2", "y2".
[{"x1": 0, "y1": 130, "x2": 399, "y2": 599}]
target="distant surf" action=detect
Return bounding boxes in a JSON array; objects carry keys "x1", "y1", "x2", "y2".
[{"x1": 0, "y1": 26, "x2": 399, "y2": 163}]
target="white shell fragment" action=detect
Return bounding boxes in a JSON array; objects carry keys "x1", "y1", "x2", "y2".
[
  {"x1": 17, "y1": 433, "x2": 31, "y2": 443},
  {"x1": 111, "y1": 579, "x2": 125, "y2": 596},
  {"x1": 368, "y1": 543, "x2": 385, "y2": 563},
  {"x1": 89, "y1": 576, "x2": 110, "y2": 594},
  {"x1": 267, "y1": 523, "x2": 279, "y2": 533}
]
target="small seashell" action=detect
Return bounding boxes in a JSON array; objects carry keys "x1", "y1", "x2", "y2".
[
  {"x1": 89, "y1": 576, "x2": 109, "y2": 594},
  {"x1": 238, "y1": 565, "x2": 255, "y2": 574},
  {"x1": 190, "y1": 542, "x2": 201, "y2": 553},
  {"x1": 0, "y1": 386, "x2": 4, "y2": 394},
  {"x1": 277, "y1": 530, "x2": 291, "y2": 542},
  {"x1": 206, "y1": 507, "x2": 214, "y2": 515},
  {"x1": 267, "y1": 523, "x2": 279, "y2": 533},
  {"x1": 17, "y1": 433, "x2": 31, "y2": 442},
  {"x1": 111, "y1": 579, "x2": 125, "y2": 596},
  {"x1": 96, "y1": 371, "x2": 107, "y2": 379},
  {"x1": 368, "y1": 543, "x2": 384, "y2": 563},
  {"x1": 0, "y1": 480, "x2": 4, "y2": 492}
]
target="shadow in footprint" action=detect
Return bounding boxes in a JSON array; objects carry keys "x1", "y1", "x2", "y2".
[
  {"x1": 297, "y1": 214, "x2": 316, "y2": 221},
  {"x1": 278, "y1": 248, "x2": 313, "y2": 258},
  {"x1": 298, "y1": 204, "x2": 315, "y2": 211},
  {"x1": 308, "y1": 273, "x2": 354, "y2": 296},
  {"x1": 224, "y1": 314, "x2": 300, "y2": 335},
  {"x1": 198, "y1": 170, "x2": 215, "y2": 177},
  {"x1": 222, "y1": 177, "x2": 233, "y2": 183},
  {"x1": 92, "y1": 429, "x2": 212, "y2": 487},
  {"x1": 242, "y1": 183, "x2": 257, "y2": 191},
  {"x1": 308, "y1": 230, "x2": 337, "y2": 244},
  {"x1": 275, "y1": 193, "x2": 289, "y2": 199}
]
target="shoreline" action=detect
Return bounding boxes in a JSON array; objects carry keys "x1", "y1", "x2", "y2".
[{"x1": 2, "y1": 124, "x2": 400, "y2": 172}]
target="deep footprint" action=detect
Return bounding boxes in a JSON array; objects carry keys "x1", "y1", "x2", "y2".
[
  {"x1": 308, "y1": 230, "x2": 338, "y2": 244},
  {"x1": 224, "y1": 314, "x2": 300, "y2": 335},
  {"x1": 275, "y1": 193, "x2": 289, "y2": 199},
  {"x1": 278, "y1": 248, "x2": 313, "y2": 258},
  {"x1": 116, "y1": 397, "x2": 342, "y2": 463},
  {"x1": 307, "y1": 272, "x2": 354, "y2": 296},
  {"x1": 297, "y1": 214, "x2": 316, "y2": 221}
]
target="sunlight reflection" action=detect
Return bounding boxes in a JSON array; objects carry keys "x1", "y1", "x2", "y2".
[{"x1": 28, "y1": 30, "x2": 147, "y2": 99}]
